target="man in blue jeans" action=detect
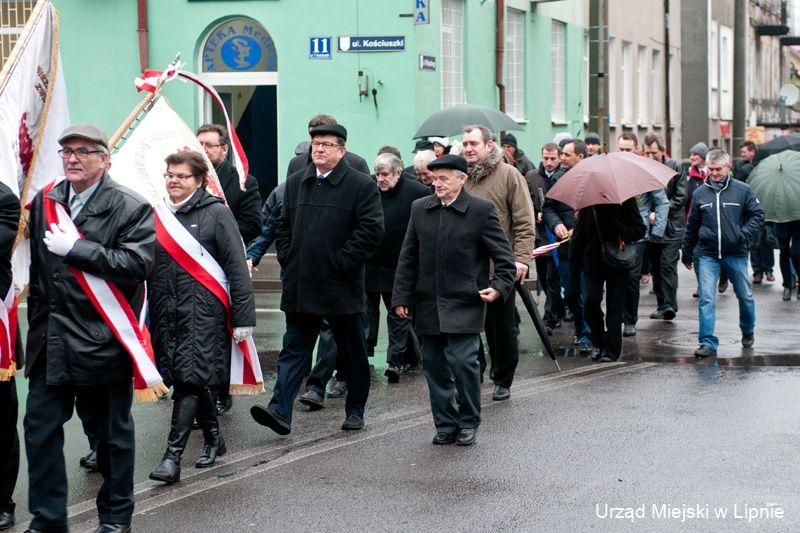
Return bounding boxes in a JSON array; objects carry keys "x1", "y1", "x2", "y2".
[{"x1": 682, "y1": 149, "x2": 765, "y2": 358}]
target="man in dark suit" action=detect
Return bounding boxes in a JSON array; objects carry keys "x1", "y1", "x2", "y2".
[
  {"x1": 250, "y1": 123, "x2": 383, "y2": 434},
  {"x1": 285, "y1": 114, "x2": 370, "y2": 177},
  {"x1": 0, "y1": 182, "x2": 20, "y2": 531},
  {"x1": 392, "y1": 155, "x2": 516, "y2": 446}
]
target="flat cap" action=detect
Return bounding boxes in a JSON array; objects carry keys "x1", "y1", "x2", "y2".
[
  {"x1": 58, "y1": 123, "x2": 109, "y2": 150},
  {"x1": 309, "y1": 123, "x2": 347, "y2": 142},
  {"x1": 426, "y1": 154, "x2": 468, "y2": 174}
]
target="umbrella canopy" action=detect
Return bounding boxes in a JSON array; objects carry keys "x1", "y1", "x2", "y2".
[
  {"x1": 413, "y1": 104, "x2": 524, "y2": 138},
  {"x1": 748, "y1": 151, "x2": 800, "y2": 222},
  {"x1": 546, "y1": 152, "x2": 678, "y2": 210},
  {"x1": 752, "y1": 133, "x2": 800, "y2": 165}
]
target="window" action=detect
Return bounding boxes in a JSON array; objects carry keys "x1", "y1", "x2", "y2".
[
  {"x1": 608, "y1": 38, "x2": 616, "y2": 123},
  {"x1": 583, "y1": 32, "x2": 590, "y2": 123},
  {"x1": 0, "y1": 1, "x2": 36, "y2": 67},
  {"x1": 637, "y1": 46, "x2": 648, "y2": 124},
  {"x1": 651, "y1": 49, "x2": 663, "y2": 124},
  {"x1": 551, "y1": 20, "x2": 566, "y2": 122},
  {"x1": 621, "y1": 41, "x2": 633, "y2": 124},
  {"x1": 720, "y1": 24, "x2": 733, "y2": 120},
  {"x1": 441, "y1": 0, "x2": 465, "y2": 108},
  {"x1": 709, "y1": 21, "x2": 719, "y2": 118},
  {"x1": 504, "y1": 8, "x2": 524, "y2": 120},
  {"x1": 669, "y1": 53, "x2": 676, "y2": 120}
]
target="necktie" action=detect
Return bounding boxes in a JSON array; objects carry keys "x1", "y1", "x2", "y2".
[
  {"x1": 69, "y1": 194, "x2": 82, "y2": 220},
  {"x1": 316, "y1": 175, "x2": 325, "y2": 184}
]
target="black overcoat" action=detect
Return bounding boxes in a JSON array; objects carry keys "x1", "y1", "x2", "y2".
[
  {"x1": 149, "y1": 189, "x2": 256, "y2": 387},
  {"x1": 365, "y1": 177, "x2": 431, "y2": 293},
  {"x1": 277, "y1": 157, "x2": 384, "y2": 316},
  {"x1": 0, "y1": 182, "x2": 22, "y2": 365},
  {"x1": 392, "y1": 188, "x2": 517, "y2": 335},
  {"x1": 26, "y1": 174, "x2": 155, "y2": 385},
  {"x1": 215, "y1": 160, "x2": 263, "y2": 245},
  {"x1": 569, "y1": 199, "x2": 647, "y2": 274}
]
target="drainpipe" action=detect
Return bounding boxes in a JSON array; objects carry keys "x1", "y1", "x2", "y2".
[
  {"x1": 496, "y1": 0, "x2": 506, "y2": 112},
  {"x1": 137, "y1": 0, "x2": 149, "y2": 73}
]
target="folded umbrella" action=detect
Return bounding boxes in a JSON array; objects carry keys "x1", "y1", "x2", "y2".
[
  {"x1": 515, "y1": 283, "x2": 560, "y2": 371},
  {"x1": 413, "y1": 104, "x2": 524, "y2": 139},
  {"x1": 748, "y1": 151, "x2": 800, "y2": 223},
  {"x1": 546, "y1": 152, "x2": 678, "y2": 210},
  {"x1": 752, "y1": 134, "x2": 800, "y2": 166}
]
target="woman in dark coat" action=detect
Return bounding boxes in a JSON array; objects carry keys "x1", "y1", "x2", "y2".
[
  {"x1": 149, "y1": 151, "x2": 256, "y2": 484},
  {"x1": 570, "y1": 198, "x2": 646, "y2": 362}
]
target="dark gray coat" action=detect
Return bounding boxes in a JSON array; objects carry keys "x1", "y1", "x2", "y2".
[
  {"x1": 149, "y1": 189, "x2": 256, "y2": 387},
  {"x1": 392, "y1": 188, "x2": 517, "y2": 335},
  {"x1": 215, "y1": 160, "x2": 263, "y2": 245},
  {"x1": 277, "y1": 157, "x2": 384, "y2": 316},
  {"x1": 26, "y1": 174, "x2": 155, "y2": 385},
  {"x1": 0, "y1": 182, "x2": 21, "y2": 366}
]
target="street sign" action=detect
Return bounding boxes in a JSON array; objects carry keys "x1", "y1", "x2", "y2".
[
  {"x1": 414, "y1": 0, "x2": 430, "y2": 25},
  {"x1": 419, "y1": 54, "x2": 436, "y2": 71},
  {"x1": 309, "y1": 37, "x2": 332, "y2": 59},
  {"x1": 338, "y1": 36, "x2": 405, "y2": 52}
]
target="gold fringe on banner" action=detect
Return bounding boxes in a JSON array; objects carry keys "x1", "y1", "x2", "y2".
[{"x1": 229, "y1": 383, "x2": 265, "y2": 396}]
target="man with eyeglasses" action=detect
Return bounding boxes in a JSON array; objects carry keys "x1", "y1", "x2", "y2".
[
  {"x1": 24, "y1": 124, "x2": 155, "y2": 533},
  {"x1": 250, "y1": 123, "x2": 383, "y2": 434}
]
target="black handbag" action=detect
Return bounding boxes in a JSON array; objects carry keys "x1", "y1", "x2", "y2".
[{"x1": 592, "y1": 207, "x2": 636, "y2": 269}]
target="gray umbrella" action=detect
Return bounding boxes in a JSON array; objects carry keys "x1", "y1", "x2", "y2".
[{"x1": 413, "y1": 104, "x2": 524, "y2": 138}]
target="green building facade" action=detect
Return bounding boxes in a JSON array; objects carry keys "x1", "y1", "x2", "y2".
[{"x1": 52, "y1": 0, "x2": 585, "y2": 194}]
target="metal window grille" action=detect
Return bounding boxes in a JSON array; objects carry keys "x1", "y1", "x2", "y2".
[
  {"x1": 504, "y1": 8, "x2": 524, "y2": 121},
  {"x1": 0, "y1": 0, "x2": 36, "y2": 67},
  {"x1": 441, "y1": 0, "x2": 464, "y2": 109},
  {"x1": 550, "y1": 21, "x2": 565, "y2": 121}
]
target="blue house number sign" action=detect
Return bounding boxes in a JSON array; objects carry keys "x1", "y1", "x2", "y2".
[{"x1": 310, "y1": 37, "x2": 332, "y2": 60}]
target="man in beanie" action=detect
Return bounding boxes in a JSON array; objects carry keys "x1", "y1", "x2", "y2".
[
  {"x1": 392, "y1": 155, "x2": 516, "y2": 446},
  {"x1": 585, "y1": 132, "x2": 601, "y2": 156},
  {"x1": 251, "y1": 123, "x2": 383, "y2": 434},
  {"x1": 501, "y1": 133, "x2": 535, "y2": 176}
]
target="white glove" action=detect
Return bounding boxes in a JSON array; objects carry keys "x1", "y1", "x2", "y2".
[
  {"x1": 232, "y1": 326, "x2": 254, "y2": 343},
  {"x1": 43, "y1": 222, "x2": 80, "y2": 257}
]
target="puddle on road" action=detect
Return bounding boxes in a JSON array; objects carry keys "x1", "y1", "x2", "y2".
[{"x1": 626, "y1": 353, "x2": 800, "y2": 367}]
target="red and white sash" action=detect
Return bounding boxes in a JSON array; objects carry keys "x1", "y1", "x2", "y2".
[
  {"x1": 42, "y1": 181, "x2": 167, "y2": 401},
  {"x1": 0, "y1": 282, "x2": 18, "y2": 381},
  {"x1": 153, "y1": 201, "x2": 263, "y2": 394}
]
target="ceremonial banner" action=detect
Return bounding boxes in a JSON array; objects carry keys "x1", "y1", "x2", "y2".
[{"x1": 0, "y1": 0, "x2": 70, "y2": 295}]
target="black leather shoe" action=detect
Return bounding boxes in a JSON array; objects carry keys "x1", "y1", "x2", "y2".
[
  {"x1": 456, "y1": 428, "x2": 476, "y2": 446},
  {"x1": 694, "y1": 344, "x2": 717, "y2": 358},
  {"x1": 149, "y1": 456, "x2": 180, "y2": 484},
  {"x1": 298, "y1": 390, "x2": 325, "y2": 410},
  {"x1": 326, "y1": 381, "x2": 347, "y2": 398},
  {"x1": 432, "y1": 431, "x2": 458, "y2": 445},
  {"x1": 662, "y1": 307, "x2": 676, "y2": 320},
  {"x1": 250, "y1": 405, "x2": 291, "y2": 435},
  {"x1": 95, "y1": 523, "x2": 131, "y2": 533},
  {"x1": 215, "y1": 395, "x2": 233, "y2": 415},
  {"x1": 0, "y1": 512, "x2": 13, "y2": 531},
  {"x1": 384, "y1": 366, "x2": 401, "y2": 384},
  {"x1": 742, "y1": 333, "x2": 755, "y2": 348},
  {"x1": 80, "y1": 448, "x2": 98, "y2": 472},
  {"x1": 195, "y1": 436, "x2": 227, "y2": 469},
  {"x1": 492, "y1": 385, "x2": 510, "y2": 401},
  {"x1": 341, "y1": 414, "x2": 364, "y2": 431}
]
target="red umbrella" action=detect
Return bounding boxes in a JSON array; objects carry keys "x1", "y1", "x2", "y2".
[{"x1": 546, "y1": 152, "x2": 678, "y2": 209}]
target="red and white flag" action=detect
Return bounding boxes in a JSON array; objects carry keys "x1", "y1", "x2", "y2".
[{"x1": 0, "y1": 0, "x2": 70, "y2": 295}]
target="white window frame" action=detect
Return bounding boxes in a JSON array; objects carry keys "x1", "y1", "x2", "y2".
[
  {"x1": 621, "y1": 41, "x2": 634, "y2": 125},
  {"x1": 504, "y1": 8, "x2": 525, "y2": 121},
  {"x1": 0, "y1": 0, "x2": 36, "y2": 66},
  {"x1": 583, "y1": 32, "x2": 590, "y2": 124},
  {"x1": 441, "y1": 0, "x2": 465, "y2": 109},
  {"x1": 709, "y1": 20, "x2": 719, "y2": 118},
  {"x1": 651, "y1": 49, "x2": 663, "y2": 125},
  {"x1": 720, "y1": 24, "x2": 733, "y2": 120},
  {"x1": 637, "y1": 46, "x2": 648, "y2": 125},
  {"x1": 551, "y1": 20, "x2": 566, "y2": 123},
  {"x1": 608, "y1": 38, "x2": 616, "y2": 124}
]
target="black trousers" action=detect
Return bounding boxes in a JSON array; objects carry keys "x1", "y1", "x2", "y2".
[
  {"x1": 304, "y1": 318, "x2": 343, "y2": 395},
  {"x1": 366, "y1": 291, "x2": 419, "y2": 368},
  {"x1": 269, "y1": 313, "x2": 369, "y2": 422},
  {"x1": 422, "y1": 333, "x2": 481, "y2": 433},
  {"x1": 775, "y1": 221, "x2": 800, "y2": 289},
  {"x1": 584, "y1": 270, "x2": 628, "y2": 359},
  {"x1": 25, "y1": 369, "x2": 134, "y2": 530},
  {"x1": 649, "y1": 240, "x2": 681, "y2": 312},
  {"x1": 622, "y1": 242, "x2": 647, "y2": 326},
  {"x1": 0, "y1": 378, "x2": 19, "y2": 514},
  {"x1": 75, "y1": 391, "x2": 98, "y2": 451},
  {"x1": 483, "y1": 290, "x2": 520, "y2": 388}
]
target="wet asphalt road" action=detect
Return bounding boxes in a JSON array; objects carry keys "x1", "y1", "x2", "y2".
[{"x1": 8, "y1": 264, "x2": 800, "y2": 532}]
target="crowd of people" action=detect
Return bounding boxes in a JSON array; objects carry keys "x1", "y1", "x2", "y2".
[{"x1": 0, "y1": 113, "x2": 796, "y2": 533}]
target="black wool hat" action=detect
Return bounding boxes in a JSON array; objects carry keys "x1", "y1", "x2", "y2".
[
  {"x1": 501, "y1": 133, "x2": 518, "y2": 148},
  {"x1": 585, "y1": 132, "x2": 601, "y2": 145},
  {"x1": 413, "y1": 139, "x2": 434, "y2": 153},
  {"x1": 309, "y1": 123, "x2": 347, "y2": 142},
  {"x1": 426, "y1": 154, "x2": 469, "y2": 174}
]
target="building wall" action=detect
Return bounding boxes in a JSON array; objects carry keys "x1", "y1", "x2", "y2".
[
  {"x1": 681, "y1": 0, "x2": 709, "y2": 157},
  {"x1": 50, "y1": 0, "x2": 585, "y2": 189}
]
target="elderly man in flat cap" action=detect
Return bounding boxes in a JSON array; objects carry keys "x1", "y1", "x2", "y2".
[
  {"x1": 392, "y1": 154, "x2": 517, "y2": 446},
  {"x1": 24, "y1": 124, "x2": 155, "y2": 533},
  {"x1": 251, "y1": 123, "x2": 383, "y2": 434}
]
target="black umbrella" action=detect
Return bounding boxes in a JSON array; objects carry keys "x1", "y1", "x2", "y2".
[
  {"x1": 753, "y1": 133, "x2": 800, "y2": 165},
  {"x1": 515, "y1": 283, "x2": 561, "y2": 371}
]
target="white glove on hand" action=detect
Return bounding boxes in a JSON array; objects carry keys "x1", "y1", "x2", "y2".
[
  {"x1": 43, "y1": 223, "x2": 80, "y2": 257},
  {"x1": 232, "y1": 326, "x2": 254, "y2": 343}
]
